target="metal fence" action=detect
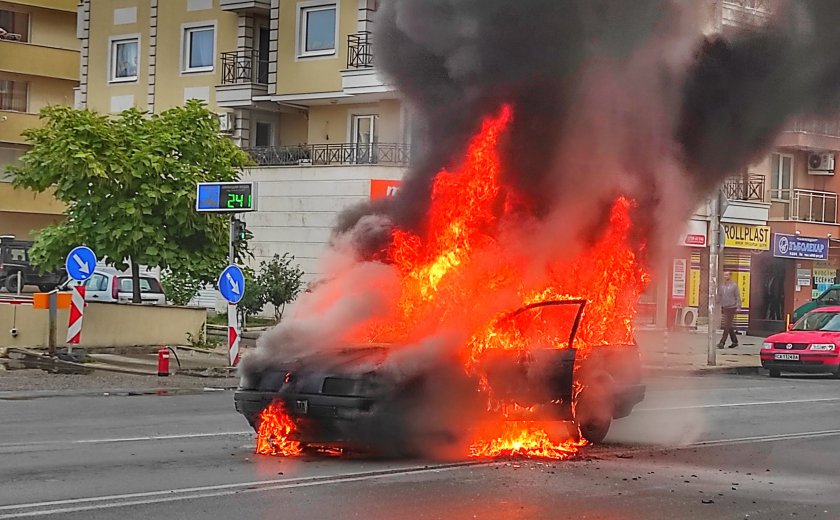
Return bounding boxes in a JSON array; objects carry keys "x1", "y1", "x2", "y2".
[
  {"x1": 723, "y1": 174, "x2": 765, "y2": 201},
  {"x1": 246, "y1": 143, "x2": 411, "y2": 167},
  {"x1": 347, "y1": 33, "x2": 373, "y2": 69},
  {"x1": 791, "y1": 189, "x2": 838, "y2": 224},
  {"x1": 221, "y1": 50, "x2": 269, "y2": 85}
]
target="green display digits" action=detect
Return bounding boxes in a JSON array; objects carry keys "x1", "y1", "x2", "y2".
[{"x1": 227, "y1": 193, "x2": 245, "y2": 208}]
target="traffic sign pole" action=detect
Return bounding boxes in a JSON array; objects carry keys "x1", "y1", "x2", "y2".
[
  {"x1": 66, "y1": 286, "x2": 86, "y2": 353},
  {"x1": 227, "y1": 216, "x2": 238, "y2": 367}
]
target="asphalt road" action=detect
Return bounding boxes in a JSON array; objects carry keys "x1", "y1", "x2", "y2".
[{"x1": 0, "y1": 374, "x2": 838, "y2": 519}]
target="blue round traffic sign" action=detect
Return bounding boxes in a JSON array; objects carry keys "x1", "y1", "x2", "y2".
[
  {"x1": 219, "y1": 265, "x2": 245, "y2": 304},
  {"x1": 65, "y1": 246, "x2": 97, "y2": 282}
]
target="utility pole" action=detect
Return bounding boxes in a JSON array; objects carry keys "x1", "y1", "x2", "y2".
[{"x1": 707, "y1": 190, "x2": 722, "y2": 366}]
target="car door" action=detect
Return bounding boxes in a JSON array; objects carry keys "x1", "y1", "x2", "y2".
[{"x1": 84, "y1": 273, "x2": 110, "y2": 301}]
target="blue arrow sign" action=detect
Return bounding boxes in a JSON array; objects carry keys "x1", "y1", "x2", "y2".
[
  {"x1": 65, "y1": 246, "x2": 97, "y2": 282},
  {"x1": 219, "y1": 265, "x2": 245, "y2": 304}
]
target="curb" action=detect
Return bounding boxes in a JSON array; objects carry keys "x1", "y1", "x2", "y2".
[{"x1": 644, "y1": 365, "x2": 762, "y2": 376}]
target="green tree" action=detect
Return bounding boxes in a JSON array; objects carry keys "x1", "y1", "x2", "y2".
[
  {"x1": 259, "y1": 253, "x2": 304, "y2": 322},
  {"x1": 10, "y1": 101, "x2": 251, "y2": 302},
  {"x1": 160, "y1": 270, "x2": 202, "y2": 306},
  {"x1": 237, "y1": 266, "x2": 267, "y2": 327}
]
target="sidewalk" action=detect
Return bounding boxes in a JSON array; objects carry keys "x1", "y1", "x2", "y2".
[{"x1": 636, "y1": 328, "x2": 764, "y2": 375}]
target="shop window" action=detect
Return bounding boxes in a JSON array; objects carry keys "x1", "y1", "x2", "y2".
[
  {"x1": 0, "y1": 9, "x2": 29, "y2": 42},
  {"x1": 770, "y1": 152, "x2": 793, "y2": 201},
  {"x1": 298, "y1": 3, "x2": 337, "y2": 57},
  {"x1": 0, "y1": 80, "x2": 27, "y2": 112}
]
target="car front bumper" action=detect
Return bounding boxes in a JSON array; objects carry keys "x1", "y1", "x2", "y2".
[{"x1": 760, "y1": 352, "x2": 840, "y2": 374}]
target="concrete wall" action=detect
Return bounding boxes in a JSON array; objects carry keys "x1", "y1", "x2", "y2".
[
  {"x1": 0, "y1": 301, "x2": 206, "y2": 348},
  {"x1": 307, "y1": 99, "x2": 403, "y2": 144},
  {"x1": 242, "y1": 164, "x2": 406, "y2": 281}
]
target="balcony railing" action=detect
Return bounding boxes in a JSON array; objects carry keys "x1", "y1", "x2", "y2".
[
  {"x1": 783, "y1": 116, "x2": 840, "y2": 138},
  {"x1": 791, "y1": 189, "x2": 838, "y2": 224},
  {"x1": 246, "y1": 143, "x2": 411, "y2": 167},
  {"x1": 723, "y1": 174, "x2": 765, "y2": 201},
  {"x1": 220, "y1": 50, "x2": 268, "y2": 85},
  {"x1": 347, "y1": 33, "x2": 373, "y2": 69}
]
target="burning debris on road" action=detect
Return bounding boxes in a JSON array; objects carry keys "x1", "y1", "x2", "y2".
[{"x1": 239, "y1": 0, "x2": 840, "y2": 460}]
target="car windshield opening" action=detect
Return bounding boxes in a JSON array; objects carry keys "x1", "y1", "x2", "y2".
[
  {"x1": 119, "y1": 277, "x2": 163, "y2": 294},
  {"x1": 792, "y1": 312, "x2": 840, "y2": 332}
]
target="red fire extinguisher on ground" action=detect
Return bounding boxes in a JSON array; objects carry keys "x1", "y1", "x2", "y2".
[{"x1": 158, "y1": 347, "x2": 170, "y2": 377}]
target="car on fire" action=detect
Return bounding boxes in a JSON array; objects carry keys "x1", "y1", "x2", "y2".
[
  {"x1": 761, "y1": 307, "x2": 840, "y2": 378},
  {"x1": 234, "y1": 299, "x2": 646, "y2": 456}
]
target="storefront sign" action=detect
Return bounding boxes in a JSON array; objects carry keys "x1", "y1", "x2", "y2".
[
  {"x1": 678, "y1": 220, "x2": 707, "y2": 247},
  {"x1": 722, "y1": 223, "x2": 770, "y2": 250},
  {"x1": 772, "y1": 233, "x2": 829, "y2": 260},
  {"x1": 796, "y1": 268, "x2": 812, "y2": 287},
  {"x1": 672, "y1": 259, "x2": 687, "y2": 302},
  {"x1": 370, "y1": 179, "x2": 401, "y2": 199}
]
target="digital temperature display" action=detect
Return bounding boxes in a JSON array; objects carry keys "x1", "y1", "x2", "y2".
[{"x1": 196, "y1": 182, "x2": 256, "y2": 213}]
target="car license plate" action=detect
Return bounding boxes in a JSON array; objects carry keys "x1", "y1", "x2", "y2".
[
  {"x1": 294, "y1": 399, "x2": 308, "y2": 414},
  {"x1": 774, "y1": 353, "x2": 799, "y2": 361}
]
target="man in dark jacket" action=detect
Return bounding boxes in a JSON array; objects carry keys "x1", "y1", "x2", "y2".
[{"x1": 718, "y1": 271, "x2": 742, "y2": 349}]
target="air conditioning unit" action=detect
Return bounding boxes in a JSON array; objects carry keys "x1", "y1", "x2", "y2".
[
  {"x1": 808, "y1": 152, "x2": 835, "y2": 175},
  {"x1": 218, "y1": 112, "x2": 235, "y2": 134},
  {"x1": 678, "y1": 307, "x2": 699, "y2": 329}
]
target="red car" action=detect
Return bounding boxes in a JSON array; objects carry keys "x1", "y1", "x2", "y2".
[{"x1": 761, "y1": 306, "x2": 840, "y2": 378}]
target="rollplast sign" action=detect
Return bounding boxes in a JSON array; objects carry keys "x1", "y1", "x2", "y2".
[
  {"x1": 721, "y1": 223, "x2": 771, "y2": 250},
  {"x1": 772, "y1": 233, "x2": 829, "y2": 260}
]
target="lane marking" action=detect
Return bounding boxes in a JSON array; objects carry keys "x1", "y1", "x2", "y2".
[
  {"x1": 635, "y1": 396, "x2": 840, "y2": 412},
  {"x1": 0, "y1": 462, "x2": 491, "y2": 518},
  {"x1": 689, "y1": 429, "x2": 840, "y2": 448},
  {"x1": 0, "y1": 431, "x2": 252, "y2": 451}
]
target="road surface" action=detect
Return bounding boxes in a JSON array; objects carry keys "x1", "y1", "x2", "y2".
[{"x1": 0, "y1": 374, "x2": 838, "y2": 519}]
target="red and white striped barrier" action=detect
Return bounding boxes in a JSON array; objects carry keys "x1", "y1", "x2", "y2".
[
  {"x1": 66, "y1": 286, "x2": 86, "y2": 344},
  {"x1": 0, "y1": 299, "x2": 32, "y2": 305},
  {"x1": 228, "y1": 303, "x2": 240, "y2": 367}
]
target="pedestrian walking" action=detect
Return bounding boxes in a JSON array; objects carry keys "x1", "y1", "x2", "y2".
[{"x1": 718, "y1": 271, "x2": 742, "y2": 349}]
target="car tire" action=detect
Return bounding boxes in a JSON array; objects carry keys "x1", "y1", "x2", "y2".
[
  {"x1": 38, "y1": 284, "x2": 56, "y2": 292},
  {"x1": 769, "y1": 369, "x2": 781, "y2": 378},
  {"x1": 4, "y1": 273, "x2": 21, "y2": 293},
  {"x1": 574, "y1": 370, "x2": 614, "y2": 444}
]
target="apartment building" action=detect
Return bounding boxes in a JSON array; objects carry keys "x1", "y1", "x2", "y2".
[
  {"x1": 652, "y1": 0, "x2": 840, "y2": 335},
  {"x1": 0, "y1": 0, "x2": 77, "y2": 240},
  {"x1": 79, "y1": 0, "x2": 406, "y2": 281}
]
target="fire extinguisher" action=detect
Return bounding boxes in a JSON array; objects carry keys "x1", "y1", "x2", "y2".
[{"x1": 158, "y1": 347, "x2": 170, "y2": 377}]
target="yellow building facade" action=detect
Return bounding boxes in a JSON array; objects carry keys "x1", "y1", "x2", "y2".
[
  {"x1": 80, "y1": 0, "x2": 408, "y2": 164},
  {"x1": 0, "y1": 0, "x2": 77, "y2": 239}
]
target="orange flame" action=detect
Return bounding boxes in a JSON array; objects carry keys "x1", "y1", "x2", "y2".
[
  {"x1": 470, "y1": 422, "x2": 587, "y2": 460},
  {"x1": 255, "y1": 401, "x2": 302, "y2": 457}
]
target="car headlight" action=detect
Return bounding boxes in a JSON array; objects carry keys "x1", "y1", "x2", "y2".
[
  {"x1": 762, "y1": 342, "x2": 773, "y2": 350},
  {"x1": 809, "y1": 343, "x2": 836, "y2": 351}
]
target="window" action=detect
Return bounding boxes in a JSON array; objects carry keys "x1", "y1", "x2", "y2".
[
  {"x1": 0, "y1": 9, "x2": 29, "y2": 42},
  {"x1": 351, "y1": 114, "x2": 377, "y2": 164},
  {"x1": 110, "y1": 37, "x2": 139, "y2": 82},
  {"x1": 0, "y1": 79, "x2": 27, "y2": 112},
  {"x1": 85, "y1": 273, "x2": 109, "y2": 292},
  {"x1": 298, "y1": 3, "x2": 337, "y2": 57},
  {"x1": 183, "y1": 25, "x2": 215, "y2": 72},
  {"x1": 770, "y1": 152, "x2": 793, "y2": 200}
]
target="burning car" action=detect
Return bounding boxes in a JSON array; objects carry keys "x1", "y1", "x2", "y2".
[{"x1": 234, "y1": 298, "x2": 645, "y2": 457}]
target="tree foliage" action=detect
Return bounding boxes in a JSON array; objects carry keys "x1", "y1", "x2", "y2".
[
  {"x1": 237, "y1": 266, "x2": 266, "y2": 326},
  {"x1": 260, "y1": 253, "x2": 305, "y2": 322},
  {"x1": 160, "y1": 270, "x2": 202, "y2": 307},
  {"x1": 10, "y1": 101, "x2": 251, "y2": 302}
]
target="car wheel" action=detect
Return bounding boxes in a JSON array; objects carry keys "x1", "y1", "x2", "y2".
[
  {"x1": 574, "y1": 371, "x2": 614, "y2": 444},
  {"x1": 769, "y1": 369, "x2": 781, "y2": 378},
  {"x1": 4, "y1": 273, "x2": 21, "y2": 292},
  {"x1": 831, "y1": 369, "x2": 840, "y2": 380},
  {"x1": 38, "y1": 284, "x2": 56, "y2": 292}
]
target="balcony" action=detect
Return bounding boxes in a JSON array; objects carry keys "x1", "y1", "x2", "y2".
[
  {"x1": 219, "y1": 0, "x2": 270, "y2": 14},
  {"x1": 0, "y1": 111, "x2": 40, "y2": 145},
  {"x1": 0, "y1": 40, "x2": 78, "y2": 81},
  {"x1": 777, "y1": 116, "x2": 840, "y2": 151},
  {"x1": 341, "y1": 33, "x2": 393, "y2": 96},
  {"x1": 791, "y1": 189, "x2": 838, "y2": 224},
  {"x1": 723, "y1": 174, "x2": 765, "y2": 201},
  {"x1": 215, "y1": 50, "x2": 269, "y2": 108},
  {"x1": 246, "y1": 143, "x2": 411, "y2": 167}
]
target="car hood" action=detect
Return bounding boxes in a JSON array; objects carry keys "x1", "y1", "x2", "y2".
[{"x1": 765, "y1": 330, "x2": 840, "y2": 344}]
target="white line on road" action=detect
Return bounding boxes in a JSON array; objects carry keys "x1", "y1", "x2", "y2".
[
  {"x1": 689, "y1": 428, "x2": 840, "y2": 448},
  {"x1": 0, "y1": 462, "x2": 490, "y2": 519},
  {"x1": 635, "y1": 396, "x2": 840, "y2": 412},
  {"x1": 0, "y1": 431, "x2": 252, "y2": 451}
]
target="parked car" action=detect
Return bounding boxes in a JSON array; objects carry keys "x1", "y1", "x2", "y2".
[
  {"x1": 0, "y1": 235, "x2": 66, "y2": 292},
  {"x1": 761, "y1": 307, "x2": 840, "y2": 378},
  {"x1": 63, "y1": 267, "x2": 166, "y2": 305},
  {"x1": 234, "y1": 299, "x2": 646, "y2": 455},
  {"x1": 792, "y1": 285, "x2": 840, "y2": 322}
]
